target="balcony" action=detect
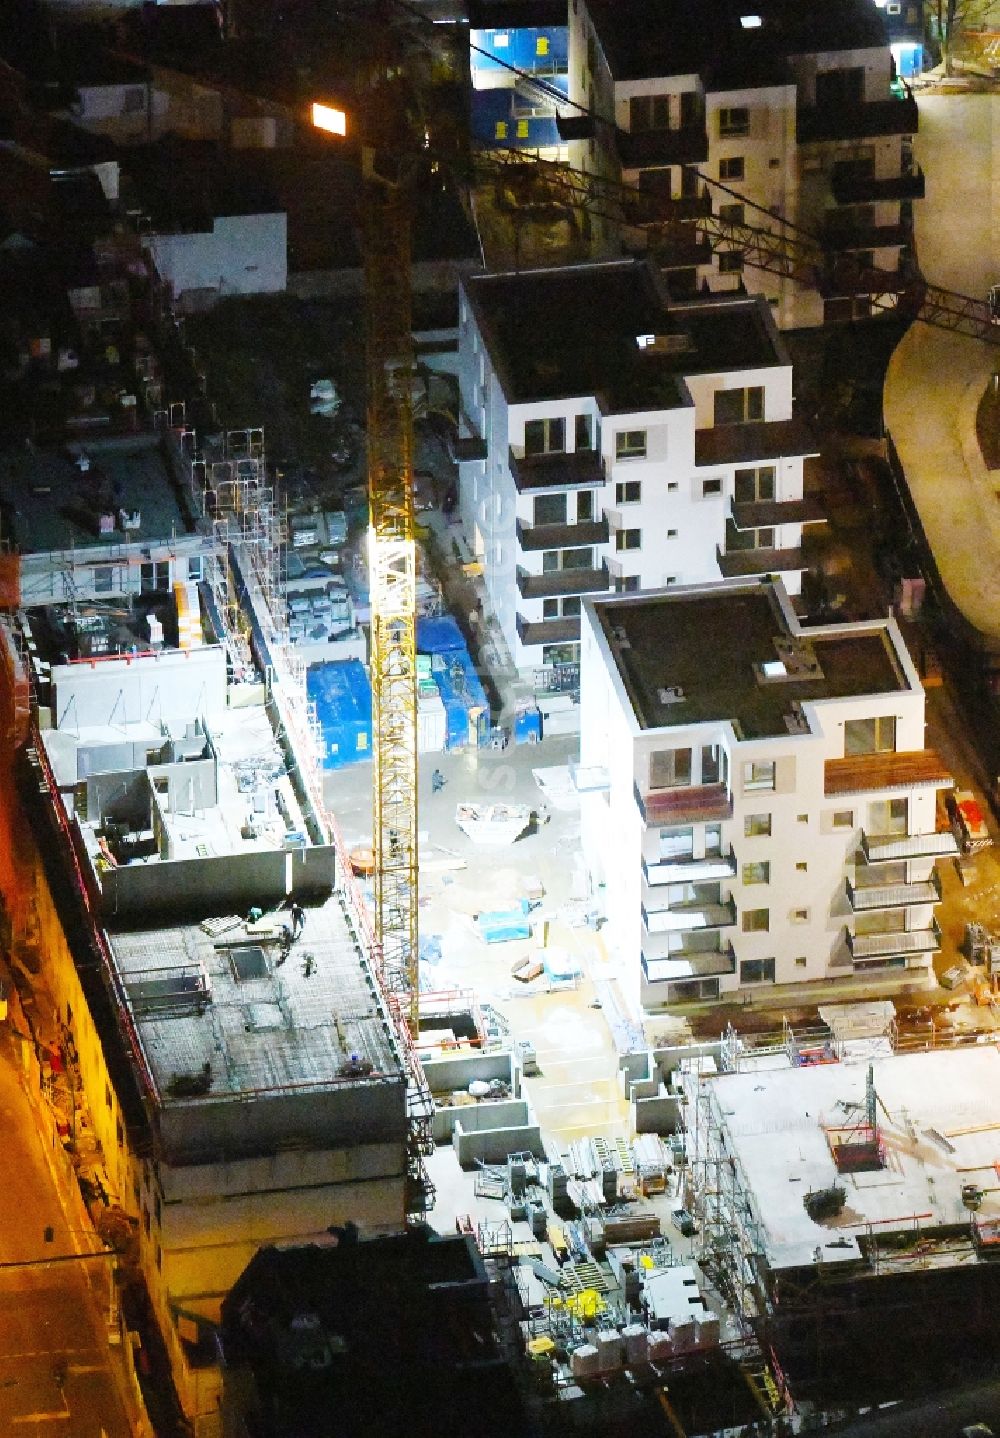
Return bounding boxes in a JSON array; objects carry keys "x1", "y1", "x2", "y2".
[
  {"x1": 819, "y1": 256, "x2": 905, "y2": 298},
  {"x1": 846, "y1": 874, "x2": 941, "y2": 912},
  {"x1": 516, "y1": 614, "x2": 580, "y2": 647},
  {"x1": 634, "y1": 781, "x2": 732, "y2": 827},
  {"x1": 616, "y1": 124, "x2": 709, "y2": 169},
  {"x1": 516, "y1": 563, "x2": 609, "y2": 601},
  {"x1": 831, "y1": 164, "x2": 925, "y2": 206},
  {"x1": 822, "y1": 219, "x2": 908, "y2": 253},
  {"x1": 516, "y1": 516, "x2": 609, "y2": 552},
  {"x1": 825, "y1": 750, "x2": 953, "y2": 798},
  {"x1": 716, "y1": 544, "x2": 804, "y2": 579},
  {"x1": 861, "y1": 829, "x2": 959, "y2": 863},
  {"x1": 508, "y1": 448, "x2": 604, "y2": 493},
  {"x1": 730, "y1": 496, "x2": 826, "y2": 532},
  {"x1": 650, "y1": 231, "x2": 713, "y2": 269},
  {"x1": 797, "y1": 94, "x2": 918, "y2": 145},
  {"x1": 695, "y1": 416, "x2": 819, "y2": 467},
  {"x1": 847, "y1": 921, "x2": 941, "y2": 962},
  {"x1": 621, "y1": 188, "x2": 713, "y2": 226},
  {"x1": 640, "y1": 944, "x2": 736, "y2": 984},
  {"x1": 642, "y1": 896, "x2": 737, "y2": 934},
  {"x1": 642, "y1": 851, "x2": 736, "y2": 886}
]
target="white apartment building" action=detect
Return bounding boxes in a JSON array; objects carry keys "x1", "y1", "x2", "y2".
[
  {"x1": 567, "y1": 0, "x2": 921, "y2": 329},
  {"x1": 579, "y1": 576, "x2": 956, "y2": 1013},
  {"x1": 457, "y1": 258, "x2": 823, "y2": 677}
]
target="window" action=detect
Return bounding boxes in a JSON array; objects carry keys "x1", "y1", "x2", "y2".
[
  {"x1": 667, "y1": 481, "x2": 679, "y2": 492},
  {"x1": 667, "y1": 528, "x2": 677, "y2": 538},
  {"x1": 719, "y1": 250, "x2": 744, "y2": 273},
  {"x1": 832, "y1": 809, "x2": 854, "y2": 829},
  {"x1": 575, "y1": 414, "x2": 594, "y2": 450},
  {"x1": 630, "y1": 94, "x2": 670, "y2": 131},
  {"x1": 542, "y1": 547, "x2": 593, "y2": 572},
  {"x1": 534, "y1": 493, "x2": 567, "y2": 526},
  {"x1": 616, "y1": 480, "x2": 642, "y2": 504},
  {"x1": 493, "y1": 30, "x2": 510, "y2": 46},
  {"x1": 187, "y1": 555, "x2": 203, "y2": 581},
  {"x1": 562, "y1": 596, "x2": 581, "y2": 617},
  {"x1": 740, "y1": 957, "x2": 775, "y2": 983},
  {"x1": 714, "y1": 387, "x2": 765, "y2": 425},
  {"x1": 743, "y1": 760, "x2": 775, "y2": 792},
  {"x1": 745, "y1": 812, "x2": 771, "y2": 837},
  {"x1": 742, "y1": 908, "x2": 770, "y2": 933},
  {"x1": 719, "y1": 156, "x2": 745, "y2": 181},
  {"x1": 616, "y1": 528, "x2": 641, "y2": 551},
  {"x1": 795, "y1": 957, "x2": 808, "y2": 969},
  {"x1": 795, "y1": 861, "x2": 808, "y2": 872},
  {"x1": 734, "y1": 466, "x2": 776, "y2": 502},
  {"x1": 495, "y1": 121, "x2": 508, "y2": 140},
  {"x1": 543, "y1": 597, "x2": 580, "y2": 619},
  {"x1": 702, "y1": 477, "x2": 723, "y2": 497},
  {"x1": 743, "y1": 861, "x2": 770, "y2": 885},
  {"x1": 93, "y1": 564, "x2": 114, "y2": 594},
  {"x1": 798, "y1": 813, "x2": 809, "y2": 824},
  {"x1": 536, "y1": 34, "x2": 549, "y2": 55},
  {"x1": 524, "y1": 417, "x2": 565, "y2": 455},
  {"x1": 870, "y1": 797, "x2": 908, "y2": 835},
  {"x1": 659, "y1": 826, "x2": 694, "y2": 859},
  {"x1": 123, "y1": 87, "x2": 146, "y2": 114},
  {"x1": 650, "y1": 748, "x2": 692, "y2": 789},
  {"x1": 719, "y1": 106, "x2": 749, "y2": 137},
  {"x1": 701, "y1": 744, "x2": 723, "y2": 784},
  {"x1": 719, "y1": 201, "x2": 745, "y2": 225},
  {"x1": 141, "y1": 560, "x2": 171, "y2": 591},
  {"x1": 614, "y1": 574, "x2": 640, "y2": 593},
  {"x1": 543, "y1": 598, "x2": 558, "y2": 619},
  {"x1": 616, "y1": 430, "x2": 647, "y2": 459},
  {"x1": 791, "y1": 907, "x2": 809, "y2": 923},
  {"x1": 576, "y1": 490, "x2": 594, "y2": 521},
  {"x1": 845, "y1": 715, "x2": 897, "y2": 756}
]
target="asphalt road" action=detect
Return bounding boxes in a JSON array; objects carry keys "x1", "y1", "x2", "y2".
[
  {"x1": 884, "y1": 95, "x2": 1000, "y2": 644},
  {"x1": 0, "y1": 1032, "x2": 133, "y2": 1438}
]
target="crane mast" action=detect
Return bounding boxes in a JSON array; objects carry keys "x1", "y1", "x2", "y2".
[{"x1": 362, "y1": 177, "x2": 420, "y2": 1039}]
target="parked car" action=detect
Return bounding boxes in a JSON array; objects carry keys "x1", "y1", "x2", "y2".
[{"x1": 671, "y1": 1207, "x2": 698, "y2": 1237}]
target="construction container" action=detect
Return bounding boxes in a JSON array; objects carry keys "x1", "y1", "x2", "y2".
[
  {"x1": 647, "y1": 1331, "x2": 673, "y2": 1363},
  {"x1": 307, "y1": 659, "x2": 372, "y2": 769},
  {"x1": 570, "y1": 1344, "x2": 599, "y2": 1380},
  {"x1": 417, "y1": 689, "x2": 447, "y2": 753},
  {"x1": 622, "y1": 1324, "x2": 648, "y2": 1365},
  {"x1": 595, "y1": 1329, "x2": 623, "y2": 1372},
  {"x1": 670, "y1": 1317, "x2": 696, "y2": 1353},
  {"x1": 695, "y1": 1314, "x2": 720, "y2": 1347},
  {"x1": 416, "y1": 615, "x2": 489, "y2": 749}
]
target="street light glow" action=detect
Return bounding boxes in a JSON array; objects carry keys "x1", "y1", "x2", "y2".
[{"x1": 311, "y1": 102, "x2": 347, "y2": 137}]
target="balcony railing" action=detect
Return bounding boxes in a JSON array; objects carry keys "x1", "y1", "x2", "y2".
[
  {"x1": 695, "y1": 416, "x2": 819, "y2": 467},
  {"x1": 847, "y1": 920, "x2": 941, "y2": 961},
  {"x1": 516, "y1": 564, "x2": 610, "y2": 601},
  {"x1": 831, "y1": 165, "x2": 925, "y2": 205},
  {"x1": 642, "y1": 897, "x2": 737, "y2": 934},
  {"x1": 621, "y1": 189, "x2": 712, "y2": 226},
  {"x1": 642, "y1": 851, "x2": 736, "y2": 886},
  {"x1": 846, "y1": 873, "x2": 941, "y2": 912},
  {"x1": 797, "y1": 94, "x2": 918, "y2": 144},
  {"x1": 861, "y1": 830, "x2": 959, "y2": 863},
  {"x1": 649, "y1": 231, "x2": 713, "y2": 270},
  {"x1": 508, "y1": 448, "x2": 604, "y2": 493},
  {"x1": 516, "y1": 516, "x2": 609, "y2": 552},
  {"x1": 616, "y1": 124, "x2": 709, "y2": 169},
  {"x1": 515, "y1": 614, "x2": 580, "y2": 647},
  {"x1": 640, "y1": 944, "x2": 736, "y2": 983},
  {"x1": 716, "y1": 544, "x2": 805, "y2": 579},
  {"x1": 634, "y1": 781, "x2": 732, "y2": 826},
  {"x1": 729, "y1": 496, "x2": 827, "y2": 532},
  {"x1": 822, "y1": 220, "x2": 908, "y2": 253}
]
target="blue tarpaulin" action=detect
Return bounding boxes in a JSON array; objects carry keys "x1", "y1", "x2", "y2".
[
  {"x1": 307, "y1": 659, "x2": 372, "y2": 769},
  {"x1": 416, "y1": 616, "x2": 489, "y2": 750}
]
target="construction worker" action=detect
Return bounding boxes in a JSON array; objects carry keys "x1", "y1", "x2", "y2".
[
  {"x1": 432, "y1": 768, "x2": 446, "y2": 793},
  {"x1": 290, "y1": 901, "x2": 305, "y2": 939}
]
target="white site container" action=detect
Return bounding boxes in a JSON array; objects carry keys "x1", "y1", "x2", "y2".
[
  {"x1": 570, "y1": 1344, "x2": 599, "y2": 1379},
  {"x1": 417, "y1": 690, "x2": 447, "y2": 753}
]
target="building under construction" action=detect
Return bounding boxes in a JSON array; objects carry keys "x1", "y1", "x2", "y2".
[{"x1": 678, "y1": 1031, "x2": 1000, "y2": 1401}]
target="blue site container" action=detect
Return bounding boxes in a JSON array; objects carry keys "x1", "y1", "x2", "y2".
[
  {"x1": 307, "y1": 659, "x2": 372, "y2": 769},
  {"x1": 514, "y1": 706, "x2": 542, "y2": 745},
  {"x1": 416, "y1": 616, "x2": 489, "y2": 750}
]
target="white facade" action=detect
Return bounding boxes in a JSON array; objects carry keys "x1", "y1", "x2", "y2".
[
  {"x1": 568, "y1": 1, "x2": 919, "y2": 329},
  {"x1": 143, "y1": 210, "x2": 287, "y2": 308},
  {"x1": 579, "y1": 576, "x2": 955, "y2": 1013},
  {"x1": 457, "y1": 259, "x2": 823, "y2": 677}
]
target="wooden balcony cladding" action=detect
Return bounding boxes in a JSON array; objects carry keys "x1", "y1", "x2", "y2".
[
  {"x1": 797, "y1": 94, "x2": 918, "y2": 144},
  {"x1": 508, "y1": 448, "x2": 605, "y2": 493},
  {"x1": 695, "y1": 416, "x2": 819, "y2": 467},
  {"x1": 824, "y1": 749, "x2": 953, "y2": 797},
  {"x1": 716, "y1": 545, "x2": 804, "y2": 578},
  {"x1": 634, "y1": 781, "x2": 732, "y2": 826},
  {"x1": 616, "y1": 124, "x2": 709, "y2": 169},
  {"x1": 515, "y1": 614, "x2": 581, "y2": 646},
  {"x1": 729, "y1": 497, "x2": 827, "y2": 532},
  {"x1": 831, "y1": 166, "x2": 925, "y2": 205},
  {"x1": 516, "y1": 516, "x2": 609, "y2": 551},
  {"x1": 516, "y1": 564, "x2": 609, "y2": 600}
]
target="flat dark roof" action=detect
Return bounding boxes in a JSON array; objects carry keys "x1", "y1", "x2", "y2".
[
  {"x1": 588, "y1": 0, "x2": 887, "y2": 84},
  {"x1": 465, "y1": 260, "x2": 782, "y2": 409},
  {"x1": 594, "y1": 582, "x2": 907, "y2": 737},
  {"x1": 469, "y1": 0, "x2": 568, "y2": 26},
  {"x1": 0, "y1": 439, "x2": 190, "y2": 553}
]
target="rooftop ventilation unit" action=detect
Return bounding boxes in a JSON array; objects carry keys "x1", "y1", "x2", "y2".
[
  {"x1": 758, "y1": 636, "x2": 824, "y2": 684},
  {"x1": 657, "y1": 685, "x2": 685, "y2": 705}
]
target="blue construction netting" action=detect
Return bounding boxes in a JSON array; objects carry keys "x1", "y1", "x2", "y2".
[
  {"x1": 307, "y1": 659, "x2": 372, "y2": 769},
  {"x1": 417, "y1": 616, "x2": 489, "y2": 750}
]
